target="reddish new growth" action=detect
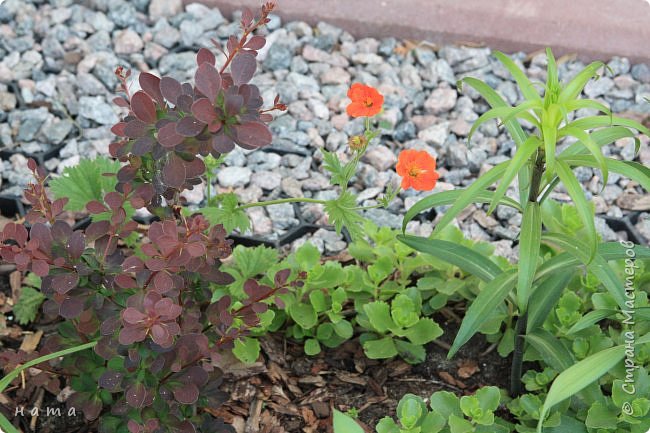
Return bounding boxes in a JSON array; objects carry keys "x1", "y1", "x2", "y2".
[{"x1": 110, "y1": 2, "x2": 285, "y2": 216}]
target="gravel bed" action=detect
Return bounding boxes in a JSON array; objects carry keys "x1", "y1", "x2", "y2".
[{"x1": 0, "y1": 0, "x2": 649, "y2": 257}]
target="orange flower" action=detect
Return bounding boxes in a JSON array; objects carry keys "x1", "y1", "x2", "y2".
[
  {"x1": 396, "y1": 149, "x2": 439, "y2": 191},
  {"x1": 346, "y1": 83, "x2": 384, "y2": 118}
]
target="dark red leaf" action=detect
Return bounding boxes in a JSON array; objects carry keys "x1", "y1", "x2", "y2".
[
  {"x1": 176, "y1": 116, "x2": 205, "y2": 137},
  {"x1": 124, "y1": 119, "x2": 148, "y2": 138},
  {"x1": 153, "y1": 271, "x2": 173, "y2": 293},
  {"x1": 185, "y1": 242, "x2": 205, "y2": 257},
  {"x1": 113, "y1": 97, "x2": 130, "y2": 108},
  {"x1": 126, "y1": 383, "x2": 147, "y2": 408},
  {"x1": 67, "y1": 231, "x2": 85, "y2": 259},
  {"x1": 52, "y1": 273, "x2": 79, "y2": 294},
  {"x1": 99, "y1": 370, "x2": 123, "y2": 392},
  {"x1": 32, "y1": 260, "x2": 49, "y2": 277},
  {"x1": 173, "y1": 383, "x2": 199, "y2": 405},
  {"x1": 191, "y1": 98, "x2": 217, "y2": 123},
  {"x1": 139, "y1": 72, "x2": 165, "y2": 106},
  {"x1": 157, "y1": 122, "x2": 184, "y2": 148},
  {"x1": 104, "y1": 192, "x2": 124, "y2": 209},
  {"x1": 195, "y1": 63, "x2": 222, "y2": 102},
  {"x1": 131, "y1": 136, "x2": 156, "y2": 156},
  {"x1": 131, "y1": 91, "x2": 157, "y2": 124},
  {"x1": 244, "y1": 35, "x2": 266, "y2": 50},
  {"x1": 234, "y1": 121, "x2": 272, "y2": 148},
  {"x1": 211, "y1": 134, "x2": 235, "y2": 153},
  {"x1": 241, "y1": 7, "x2": 254, "y2": 27},
  {"x1": 162, "y1": 155, "x2": 186, "y2": 189},
  {"x1": 160, "y1": 76, "x2": 182, "y2": 104},
  {"x1": 111, "y1": 122, "x2": 127, "y2": 136},
  {"x1": 231, "y1": 52, "x2": 257, "y2": 86},
  {"x1": 60, "y1": 296, "x2": 84, "y2": 318},
  {"x1": 115, "y1": 274, "x2": 137, "y2": 289},
  {"x1": 196, "y1": 47, "x2": 216, "y2": 66}
]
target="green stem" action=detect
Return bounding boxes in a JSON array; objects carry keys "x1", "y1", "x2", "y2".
[{"x1": 236, "y1": 197, "x2": 327, "y2": 210}]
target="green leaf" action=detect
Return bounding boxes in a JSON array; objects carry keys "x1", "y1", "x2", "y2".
[
  {"x1": 232, "y1": 337, "x2": 260, "y2": 364},
  {"x1": 476, "y1": 386, "x2": 501, "y2": 412},
  {"x1": 493, "y1": 51, "x2": 541, "y2": 102},
  {"x1": 542, "y1": 104, "x2": 560, "y2": 176},
  {"x1": 304, "y1": 338, "x2": 321, "y2": 356},
  {"x1": 468, "y1": 100, "x2": 541, "y2": 143},
  {"x1": 430, "y1": 161, "x2": 511, "y2": 236},
  {"x1": 449, "y1": 414, "x2": 473, "y2": 433},
  {"x1": 541, "y1": 233, "x2": 627, "y2": 309},
  {"x1": 560, "y1": 155, "x2": 650, "y2": 192},
  {"x1": 375, "y1": 418, "x2": 400, "y2": 433},
  {"x1": 324, "y1": 191, "x2": 365, "y2": 240},
  {"x1": 404, "y1": 318, "x2": 443, "y2": 345},
  {"x1": 538, "y1": 345, "x2": 625, "y2": 432},
  {"x1": 558, "y1": 127, "x2": 609, "y2": 186},
  {"x1": 333, "y1": 409, "x2": 365, "y2": 433},
  {"x1": 460, "y1": 76, "x2": 532, "y2": 204},
  {"x1": 557, "y1": 61, "x2": 605, "y2": 103},
  {"x1": 527, "y1": 272, "x2": 574, "y2": 332},
  {"x1": 289, "y1": 303, "x2": 318, "y2": 329},
  {"x1": 402, "y1": 189, "x2": 521, "y2": 232},
  {"x1": 50, "y1": 157, "x2": 121, "y2": 212},
  {"x1": 13, "y1": 286, "x2": 45, "y2": 325},
  {"x1": 585, "y1": 402, "x2": 618, "y2": 429},
  {"x1": 488, "y1": 136, "x2": 539, "y2": 215},
  {"x1": 363, "y1": 301, "x2": 395, "y2": 333},
  {"x1": 397, "y1": 394, "x2": 427, "y2": 429},
  {"x1": 295, "y1": 242, "x2": 321, "y2": 270},
  {"x1": 554, "y1": 161, "x2": 597, "y2": 258},
  {"x1": 517, "y1": 202, "x2": 542, "y2": 311},
  {"x1": 562, "y1": 115, "x2": 650, "y2": 137},
  {"x1": 448, "y1": 270, "x2": 517, "y2": 358},
  {"x1": 200, "y1": 193, "x2": 250, "y2": 233},
  {"x1": 363, "y1": 336, "x2": 398, "y2": 359},
  {"x1": 429, "y1": 391, "x2": 462, "y2": 419},
  {"x1": 323, "y1": 151, "x2": 356, "y2": 188},
  {"x1": 397, "y1": 236, "x2": 503, "y2": 282},
  {"x1": 566, "y1": 309, "x2": 617, "y2": 334}
]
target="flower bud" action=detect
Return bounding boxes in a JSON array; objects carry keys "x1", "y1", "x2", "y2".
[{"x1": 348, "y1": 135, "x2": 367, "y2": 151}]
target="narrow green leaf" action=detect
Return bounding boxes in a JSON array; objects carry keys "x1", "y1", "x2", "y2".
[
  {"x1": 541, "y1": 233, "x2": 627, "y2": 309},
  {"x1": 559, "y1": 127, "x2": 609, "y2": 186},
  {"x1": 563, "y1": 99, "x2": 611, "y2": 116},
  {"x1": 0, "y1": 341, "x2": 97, "y2": 393},
  {"x1": 493, "y1": 51, "x2": 541, "y2": 102},
  {"x1": 560, "y1": 155, "x2": 650, "y2": 192},
  {"x1": 0, "y1": 415, "x2": 20, "y2": 433},
  {"x1": 537, "y1": 345, "x2": 624, "y2": 432},
  {"x1": 448, "y1": 270, "x2": 517, "y2": 358},
  {"x1": 397, "y1": 235, "x2": 503, "y2": 282},
  {"x1": 527, "y1": 272, "x2": 575, "y2": 332},
  {"x1": 563, "y1": 115, "x2": 650, "y2": 137},
  {"x1": 460, "y1": 76, "x2": 531, "y2": 204},
  {"x1": 517, "y1": 202, "x2": 542, "y2": 311},
  {"x1": 468, "y1": 100, "x2": 540, "y2": 143},
  {"x1": 545, "y1": 48, "x2": 559, "y2": 89},
  {"x1": 567, "y1": 309, "x2": 618, "y2": 334},
  {"x1": 558, "y1": 61, "x2": 606, "y2": 103},
  {"x1": 401, "y1": 189, "x2": 522, "y2": 233},
  {"x1": 431, "y1": 161, "x2": 510, "y2": 236},
  {"x1": 488, "y1": 136, "x2": 539, "y2": 214},
  {"x1": 542, "y1": 106, "x2": 559, "y2": 176},
  {"x1": 555, "y1": 161, "x2": 597, "y2": 258},
  {"x1": 527, "y1": 330, "x2": 603, "y2": 405}
]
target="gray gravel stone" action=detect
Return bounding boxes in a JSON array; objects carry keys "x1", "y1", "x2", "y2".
[
  {"x1": 78, "y1": 96, "x2": 118, "y2": 125},
  {"x1": 217, "y1": 166, "x2": 252, "y2": 187}
]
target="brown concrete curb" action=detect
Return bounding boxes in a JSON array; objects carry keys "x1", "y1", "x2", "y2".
[{"x1": 190, "y1": 0, "x2": 650, "y2": 63}]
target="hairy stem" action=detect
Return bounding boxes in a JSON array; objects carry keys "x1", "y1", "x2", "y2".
[{"x1": 236, "y1": 197, "x2": 327, "y2": 210}]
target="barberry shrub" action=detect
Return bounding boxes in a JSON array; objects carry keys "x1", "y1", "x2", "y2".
[{"x1": 0, "y1": 4, "x2": 289, "y2": 433}]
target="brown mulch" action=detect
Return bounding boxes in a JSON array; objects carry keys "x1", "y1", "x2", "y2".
[{"x1": 0, "y1": 271, "x2": 514, "y2": 433}]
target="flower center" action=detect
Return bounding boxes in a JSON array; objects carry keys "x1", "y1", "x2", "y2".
[
  {"x1": 363, "y1": 97, "x2": 374, "y2": 107},
  {"x1": 408, "y1": 166, "x2": 423, "y2": 178}
]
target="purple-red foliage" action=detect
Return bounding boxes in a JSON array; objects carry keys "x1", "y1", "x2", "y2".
[{"x1": 0, "y1": 4, "x2": 289, "y2": 432}]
